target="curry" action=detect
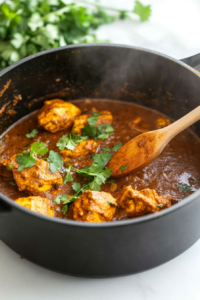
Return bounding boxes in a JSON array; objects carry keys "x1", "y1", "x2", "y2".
[{"x1": 0, "y1": 98, "x2": 200, "y2": 222}]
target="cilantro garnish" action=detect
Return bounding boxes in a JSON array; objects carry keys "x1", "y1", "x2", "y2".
[
  {"x1": 63, "y1": 166, "x2": 73, "y2": 184},
  {"x1": 16, "y1": 142, "x2": 48, "y2": 171},
  {"x1": 0, "y1": 139, "x2": 3, "y2": 142},
  {"x1": 108, "y1": 201, "x2": 115, "y2": 206},
  {"x1": 82, "y1": 123, "x2": 115, "y2": 141},
  {"x1": 87, "y1": 112, "x2": 101, "y2": 126},
  {"x1": 47, "y1": 150, "x2": 63, "y2": 173},
  {"x1": 112, "y1": 142, "x2": 123, "y2": 152},
  {"x1": 120, "y1": 166, "x2": 127, "y2": 172},
  {"x1": 157, "y1": 204, "x2": 163, "y2": 208},
  {"x1": 178, "y1": 184, "x2": 191, "y2": 193},
  {"x1": 54, "y1": 194, "x2": 68, "y2": 205},
  {"x1": 82, "y1": 125, "x2": 97, "y2": 138},
  {"x1": 108, "y1": 179, "x2": 116, "y2": 184},
  {"x1": 9, "y1": 181, "x2": 16, "y2": 186},
  {"x1": 26, "y1": 129, "x2": 38, "y2": 138},
  {"x1": 72, "y1": 182, "x2": 81, "y2": 192},
  {"x1": 7, "y1": 165, "x2": 13, "y2": 171},
  {"x1": 56, "y1": 131, "x2": 87, "y2": 151},
  {"x1": 133, "y1": 1, "x2": 151, "y2": 22}
]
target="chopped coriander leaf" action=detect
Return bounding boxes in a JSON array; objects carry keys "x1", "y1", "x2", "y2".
[
  {"x1": 47, "y1": 150, "x2": 63, "y2": 173},
  {"x1": 120, "y1": 166, "x2": 127, "y2": 172},
  {"x1": 87, "y1": 112, "x2": 101, "y2": 126},
  {"x1": 56, "y1": 131, "x2": 87, "y2": 151},
  {"x1": 54, "y1": 194, "x2": 68, "y2": 204},
  {"x1": 178, "y1": 184, "x2": 191, "y2": 193},
  {"x1": 26, "y1": 129, "x2": 38, "y2": 138},
  {"x1": 112, "y1": 142, "x2": 123, "y2": 152},
  {"x1": 92, "y1": 152, "x2": 112, "y2": 168},
  {"x1": 82, "y1": 124, "x2": 97, "y2": 137},
  {"x1": 108, "y1": 201, "x2": 115, "y2": 206},
  {"x1": 7, "y1": 165, "x2": 13, "y2": 171},
  {"x1": 63, "y1": 167, "x2": 73, "y2": 184},
  {"x1": 30, "y1": 142, "x2": 48, "y2": 156},
  {"x1": 72, "y1": 182, "x2": 81, "y2": 193},
  {"x1": 0, "y1": 139, "x2": 3, "y2": 142},
  {"x1": 108, "y1": 179, "x2": 116, "y2": 184},
  {"x1": 61, "y1": 205, "x2": 69, "y2": 214},
  {"x1": 102, "y1": 147, "x2": 112, "y2": 152},
  {"x1": 157, "y1": 204, "x2": 163, "y2": 208},
  {"x1": 16, "y1": 153, "x2": 36, "y2": 171},
  {"x1": 96, "y1": 124, "x2": 114, "y2": 140}
]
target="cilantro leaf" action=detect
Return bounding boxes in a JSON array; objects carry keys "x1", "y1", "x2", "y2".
[
  {"x1": 157, "y1": 204, "x2": 163, "y2": 208},
  {"x1": 87, "y1": 112, "x2": 101, "y2": 126},
  {"x1": 72, "y1": 182, "x2": 81, "y2": 192},
  {"x1": 7, "y1": 165, "x2": 13, "y2": 171},
  {"x1": 61, "y1": 205, "x2": 69, "y2": 214},
  {"x1": 133, "y1": 1, "x2": 151, "y2": 22},
  {"x1": 26, "y1": 129, "x2": 38, "y2": 138},
  {"x1": 54, "y1": 194, "x2": 68, "y2": 204},
  {"x1": 108, "y1": 179, "x2": 116, "y2": 184},
  {"x1": 88, "y1": 180, "x2": 101, "y2": 191},
  {"x1": 112, "y1": 142, "x2": 123, "y2": 152},
  {"x1": 56, "y1": 131, "x2": 87, "y2": 151},
  {"x1": 47, "y1": 150, "x2": 63, "y2": 173},
  {"x1": 63, "y1": 167, "x2": 73, "y2": 184},
  {"x1": 30, "y1": 142, "x2": 48, "y2": 156},
  {"x1": 96, "y1": 124, "x2": 114, "y2": 140},
  {"x1": 178, "y1": 184, "x2": 191, "y2": 193},
  {"x1": 16, "y1": 153, "x2": 36, "y2": 171},
  {"x1": 102, "y1": 147, "x2": 112, "y2": 152},
  {"x1": 82, "y1": 124, "x2": 97, "y2": 137},
  {"x1": 108, "y1": 201, "x2": 115, "y2": 206},
  {"x1": 120, "y1": 166, "x2": 127, "y2": 172},
  {"x1": 92, "y1": 152, "x2": 112, "y2": 168}
]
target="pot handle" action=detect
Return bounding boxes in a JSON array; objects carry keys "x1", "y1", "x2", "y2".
[{"x1": 180, "y1": 53, "x2": 200, "y2": 72}]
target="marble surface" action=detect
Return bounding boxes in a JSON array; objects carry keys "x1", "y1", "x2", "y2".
[{"x1": 1, "y1": 0, "x2": 200, "y2": 299}]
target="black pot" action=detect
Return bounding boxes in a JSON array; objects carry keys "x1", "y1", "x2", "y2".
[{"x1": 0, "y1": 44, "x2": 200, "y2": 278}]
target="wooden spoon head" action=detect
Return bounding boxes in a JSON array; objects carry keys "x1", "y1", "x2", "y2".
[{"x1": 107, "y1": 130, "x2": 166, "y2": 177}]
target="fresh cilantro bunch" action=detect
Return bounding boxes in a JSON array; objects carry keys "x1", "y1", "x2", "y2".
[
  {"x1": 0, "y1": 0, "x2": 151, "y2": 70},
  {"x1": 56, "y1": 131, "x2": 87, "y2": 151}
]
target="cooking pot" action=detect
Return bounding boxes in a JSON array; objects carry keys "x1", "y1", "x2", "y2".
[{"x1": 0, "y1": 44, "x2": 200, "y2": 278}]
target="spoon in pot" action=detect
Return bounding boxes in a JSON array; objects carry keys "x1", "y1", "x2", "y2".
[{"x1": 107, "y1": 106, "x2": 200, "y2": 177}]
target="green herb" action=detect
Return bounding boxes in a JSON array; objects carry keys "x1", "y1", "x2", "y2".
[
  {"x1": 47, "y1": 150, "x2": 63, "y2": 173},
  {"x1": 26, "y1": 129, "x2": 38, "y2": 138},
  {"x1": 0, "y1": 1, "x2": 151, "y2": 70},
  {"x1": 63, "y1": 166, "x2": 73, "y2": 184},
  {"x1": 108, "y1": 201, "x2": 115, "y2": 206},
  {"x1": 108, "y1": 179, "x2": 116, "y2": 184},
  {"x1": 7, "y1": 165, "x2": 13, "y2": 171},
  {"x1": 0, "y1": 139, "x2": 3, "y2": 142},
  {"x1": 82, "y1": 125, "x2": 97, "y2": 138},
  {"x1": 133, "y1": 1, "x2": 151, "y2": 21},
  {"x1": 102, "y1": 147, "x2": 112, "y2": 152},
  {"x1": 87, "y1": 112, "x2": 101, "y2": 126},
  {"x1": 56, "y1": 131, "x2": 87, "y2": 151},
  {"x1": 157, "y1": 204, "x2": 163, "y2": 208},
  {"x1": 120, "y1": 166, "x2": 127, "y2": 172},
  {"x1": 54, "y1": 194, "x2": 68, "y2": 205},
  {"x1": 30, "y1": 142, "x2": 48, "y2": 156},
  {"x1": 61, "y1": 205, "x2": 69, "y2": 214},
  {"x1": 16, "y1": 153, "x2": 37, "y2": 172},
  {"x1": 178, "y1": 184, "x2": 192, "y2": 193},
  {"x1": 82, "y1": 123, "x2": 115, "y2": 140},
  {"x1": 112, "y1": 142, "x2": 123, "y2": 152},
  {"x1": 72, "y1": 182, "x2": 81, "y2": 192}
]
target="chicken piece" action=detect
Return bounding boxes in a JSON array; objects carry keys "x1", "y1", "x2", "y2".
[
  {"x1": 72, "y1": 110, "x2": 113, "y2": 135},
  {"x1": 129, "y1": 117, "x2": 150, "y2": 132},
  {"x1": 38, "y1": 99, "x2": 81, "y2": 133},
  {"x1": 60, "y1": 140, "x2": 98, "y2": 162},
  {"x1": 15, "y1": 196, "x2": 54, "y2": 217},
  {"x1": 156, "y1": 117, "x2": 171, "y2": 129},
  {"x1": 119, "y1": 186, "x2": 172, "y2": 217},
  {"x1": 72, "y1": 190, "x2": 117, "y2": 222},
  {"x1": 0, "y1": 154, "x2": 18, "y2": 178}
]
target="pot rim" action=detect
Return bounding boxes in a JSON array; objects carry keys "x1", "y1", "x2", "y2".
[{"x1": 0, "y1": 43, "x2": 199, "y2": 228}]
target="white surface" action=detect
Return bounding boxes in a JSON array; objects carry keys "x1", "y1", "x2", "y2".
[{"x1": 1, "y1": 0, "x2": 200, "y2": 299}]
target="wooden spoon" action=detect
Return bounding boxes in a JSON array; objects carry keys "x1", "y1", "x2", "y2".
[{"x1": 107, "y1": 106, "x2": 200, "y2": 178}]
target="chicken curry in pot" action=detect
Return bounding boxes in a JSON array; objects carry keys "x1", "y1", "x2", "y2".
[{"x1": 0, "y1": 99, "x2": 200, "y2": 222}]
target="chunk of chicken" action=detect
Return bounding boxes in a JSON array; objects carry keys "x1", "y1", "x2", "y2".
[
  {"x1": 119, "y1": 186, "x2": 172, "y2": 217},
  {"x1": 129, "y1": 117, "x2": 150, "y2": 132},
  {"x1": 1, "y1": 155, "x2": 63, "y2": 195},
  {"x1": 60, "y1": 140, "x2": 98, "y2": 162},
  {"x1": 15, "y1": 196, "x2": 54, "y2": 217},
  {"x1": 0, "y1": 154, "x2": 17, "y2": 178},
  {"x1": 156, "y1": 117, "x2": 171, "y2": 129},
  {"x1": 38, "y1": 99, "x2": 81, "y2": 133},
  {"x1": 72, "y1": 190, "x2": 117, "y2": 222},
  {"x1": 72, "y1": 110, "x2": 113, "y2": 135}
]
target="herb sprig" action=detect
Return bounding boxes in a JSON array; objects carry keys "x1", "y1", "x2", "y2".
[
  {"x1": 26, "y1": 129, "x2": 38, "y2": 138},
  {"x1": 0, "y1": 1, "x2": 151, "y2": 70},
  {"x1": 56, "y1": 131, "x2": 87, "y2": 151}
]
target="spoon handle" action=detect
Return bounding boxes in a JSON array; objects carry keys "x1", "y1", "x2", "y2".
[{"x1": 163, "y1": 106, "x2": 200, "y2": 140}]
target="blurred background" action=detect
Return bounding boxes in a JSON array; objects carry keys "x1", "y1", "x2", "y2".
[{"x1": 1, "y1": 0, "x2": 200, "y2": 71}]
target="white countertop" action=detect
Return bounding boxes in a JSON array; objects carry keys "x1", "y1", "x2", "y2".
[{"x1": 1, "y1": 0, "x2": 200, "y2": 299}]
